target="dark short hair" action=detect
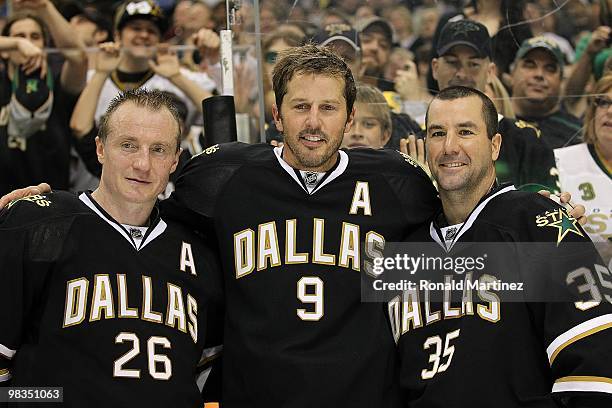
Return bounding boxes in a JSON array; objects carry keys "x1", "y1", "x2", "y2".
[
  {"x1": 2, "y1": 12, "x2": 49, "y2": 46},
  {"x1": 426, "y1": 86, "x2": 498, "y2": 139},
  {"x1": 98, "y1": 89, "x2": 183, "y2": 151},
  {"x1": 272, "y1": 44, "x2": 356, "y2": 116}
]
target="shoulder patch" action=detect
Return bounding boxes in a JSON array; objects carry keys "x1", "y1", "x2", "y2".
[
  {"x1": 7, "y1": 194, "x2": 52, "y2": 210},
  {"x1": 515, "y1": 119, "x2": 542, "y2": 138},
  {"x1": 535, "y1": 207, "x2": 584, "y2": 245}
]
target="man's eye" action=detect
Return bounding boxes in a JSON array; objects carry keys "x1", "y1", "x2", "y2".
[
  {"x1": 321, "y1": 104, "x2": 336, "y2": 111},
  {"x1": 545, "y1": 65, "x2": 558, "y2": 73},
  {"x1": 469, "y1": 62, "x2": 480, "y2": 69},
  {"x1": 295, "y1": 104, "x2": 309, "y2": 111},
  {"x1": 459, "y1": 129, "x2": 474, "y2": 136},
  {"x1": 431, "y1": 131, "x2": 445, "y2": 137},
  {"x1": 152, "y1": 146, "x2": 166, "y2": 154},
  {"x1": 121, "y1": 142, "x2": 136, "y2": 149}
]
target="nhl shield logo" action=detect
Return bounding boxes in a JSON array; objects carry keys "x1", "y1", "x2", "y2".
[{"x1": 304, "y1": 172, "x2": 318, "y2": 187}]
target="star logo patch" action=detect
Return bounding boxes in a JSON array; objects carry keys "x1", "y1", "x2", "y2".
[{"x1": 536, "y1": 208, "x2": 584, "y2": 245}]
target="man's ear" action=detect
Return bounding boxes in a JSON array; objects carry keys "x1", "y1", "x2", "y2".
[
  {"x1": 272, "y1": 104, "x2": 283, "y2": 132},
  {"x1": 486, "y1": 61, "x2": 497, "y2": 84},
  {"x1": 491, "y1": 132, "x2": 502, "y2": 161},
  {"x1": 431, "y1": 58, "x2": 439, "y2": 81},
  {"x1": 95, "y1": 136, "x2": 105, "y2": 165},
  {"x1": 170, "y1": 148, "x2": 181, "y2": 174},
  {"x1": 344, "y1": 106, "x2": 356, "y2": 133},
  {"x1": 381, "y1": 129, "x2": 391, "y2": 147}
]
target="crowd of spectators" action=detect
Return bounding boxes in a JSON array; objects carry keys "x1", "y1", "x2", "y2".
[{"x1": 0, "y1": 0, "x2": 610, "y2": 213}]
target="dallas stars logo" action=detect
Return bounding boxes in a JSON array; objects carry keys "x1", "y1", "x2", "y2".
[
  {"x1": 450, "y1": 20, "x2": 480, "y2": 38},
  {"x1": 535, "y1": 208, "x2": 584, "y2": 245}
]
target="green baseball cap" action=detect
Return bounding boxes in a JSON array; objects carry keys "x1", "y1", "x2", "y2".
[{"x1": 515, "y1": 36, "x2": 565, "y2": 69}]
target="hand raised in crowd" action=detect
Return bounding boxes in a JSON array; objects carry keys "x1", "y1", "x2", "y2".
[
  {"x1": 233, "y1": 60, "x2": 257, "y2": 113},
  {"x1": 399, "y1": 134, "x2": 430, "y2": 177},
  {"x1": 149, "y1": 43, "x2": 181, "y2": 79},
  {"x1": 94, "y1": 42, "x2": 122, "y2": 75},
  {"x1": 14, "y1": 37, "x2": 45, "y2": 77},
  {"x1": 395, "y1": 60, "x2": 420, "y2": 101},
  {"x1": 587, "y1": 26, "x2": 612, "y2": 56},
  {"x1": 193, "y1": 28, "x2": 220, "y2": 65}
]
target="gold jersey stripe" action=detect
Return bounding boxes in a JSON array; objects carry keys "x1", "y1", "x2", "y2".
[
  {"x1": 550, "y1": 322, "x2": 612, "y2": 365},
  {"x1": 556, "y1": 376, "x2": 612, "y2": 385}
]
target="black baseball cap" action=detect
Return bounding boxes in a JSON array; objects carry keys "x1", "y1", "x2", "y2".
[
  {"x1": 313, "y1": 23, "x2": 360, "y2": 51},
  {"x1": 355, "y1": 17, "x2": 395, "y2": 45},
  {"x1": 63, "y1": 2, "x2": 113, "y2": 36},
  {"x1": 437, "y1": 19, "x2": 492, "y2": 59},
  {"x1": 115, "y1": 0, "x2": 168, "y2": 34}
]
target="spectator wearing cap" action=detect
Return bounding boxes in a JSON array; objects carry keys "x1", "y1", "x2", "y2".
[
  {"x1": 0, "y1": 0, "x2": 87, "y2": 196},
  {"x1": 412, "y1": 20, "x2": 558, "y2": 191},
  {"x1": 64, "y1": 2, "x2": 112, "y2": 48},
  {"x1": 510, "y1": 36, "x2": 583, "y2": 150},
  {"x1": 93, "y1": 0, "x2": 215, "y2": 124},
  {"x1": 355, "y1": 16, "x2": 395, "y2": 92},
  {"x1": 313, "y1": 23, "x2": 361, "y2": 79},
  {"x1": 70, "y1": 0, "x2": 216, "y2": 172},
  {"x1": 427, "y1": 1, "x2": 532, "y2": 93}
]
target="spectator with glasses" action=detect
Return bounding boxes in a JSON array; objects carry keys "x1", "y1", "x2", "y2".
[
  {"x1": 262, "y1": 27, "x2": 305, "y2": 142},
  {"x1": 554, "y1": 75, "x2": 612, "y2": 265}
]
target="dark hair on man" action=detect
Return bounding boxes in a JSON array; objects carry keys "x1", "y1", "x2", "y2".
[
  {"x1": 98, "y1": 89, "x2": 183, "y2": 151},
  {"x1": 272, "y1": 44, "x2": 356, "y2": 117},
  {"x1": 2, "y1": 12, "x2": 49, "y2": 46},
  {"x1": 426, "y1": 86, "x2": 498, "y2": 138}
]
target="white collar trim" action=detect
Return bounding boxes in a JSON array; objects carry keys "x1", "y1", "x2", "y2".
[
  {"x1": 430, "y1": 185, "x2": 516, "y2": 252},
  {"x1": 79, "y1": 193, "x2": 167, "y2": 251},
  {"x1": 273, "y1": 146, "x2": 349, "y2": 194}
]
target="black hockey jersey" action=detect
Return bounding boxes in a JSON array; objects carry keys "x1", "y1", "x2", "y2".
[
  {"x1": 0, "y1": 192, "x2": 223, "y2": 408},
  {"x1": 393, "y1": 184, "x2": 612, "y2": 407},
  {"x1": 164, "y1": 142, "x2": 440, "y2": 407}
]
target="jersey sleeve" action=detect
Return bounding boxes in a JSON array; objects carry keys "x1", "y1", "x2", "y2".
[
  {"x1": 0, "y1": 221, "x2": 26, "y2": 385},
  {"x1": 518, "y1": 194, "x2": 612, "y2": 403},
  {"x1": 0, "y1": 202, "x2": 50, "y2": 384}
]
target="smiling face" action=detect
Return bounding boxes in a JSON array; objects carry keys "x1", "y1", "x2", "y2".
[
  {"x1": 511, "y1": 48, "x2": 561, "y2": 116},
  {"x1": 426, "y1": 95, "x2": 500, "y2": 193},
  {"x1": 272, "y1": 72, "x2": 354, "y2": 171},
  {"x1": 96, "y1": 102, "x2": 180, "y2": 206},
  {"x1": 117, "y1": 18, "x2": 161, "y2": 60}
]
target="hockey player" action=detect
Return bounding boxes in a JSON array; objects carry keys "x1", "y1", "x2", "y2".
[
  {"x1": 0, "y1": 89, "x2": 222, "y2": 407},
  {"x1": 392, "y1": 86, "x2": 612, "y2": 407}
]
